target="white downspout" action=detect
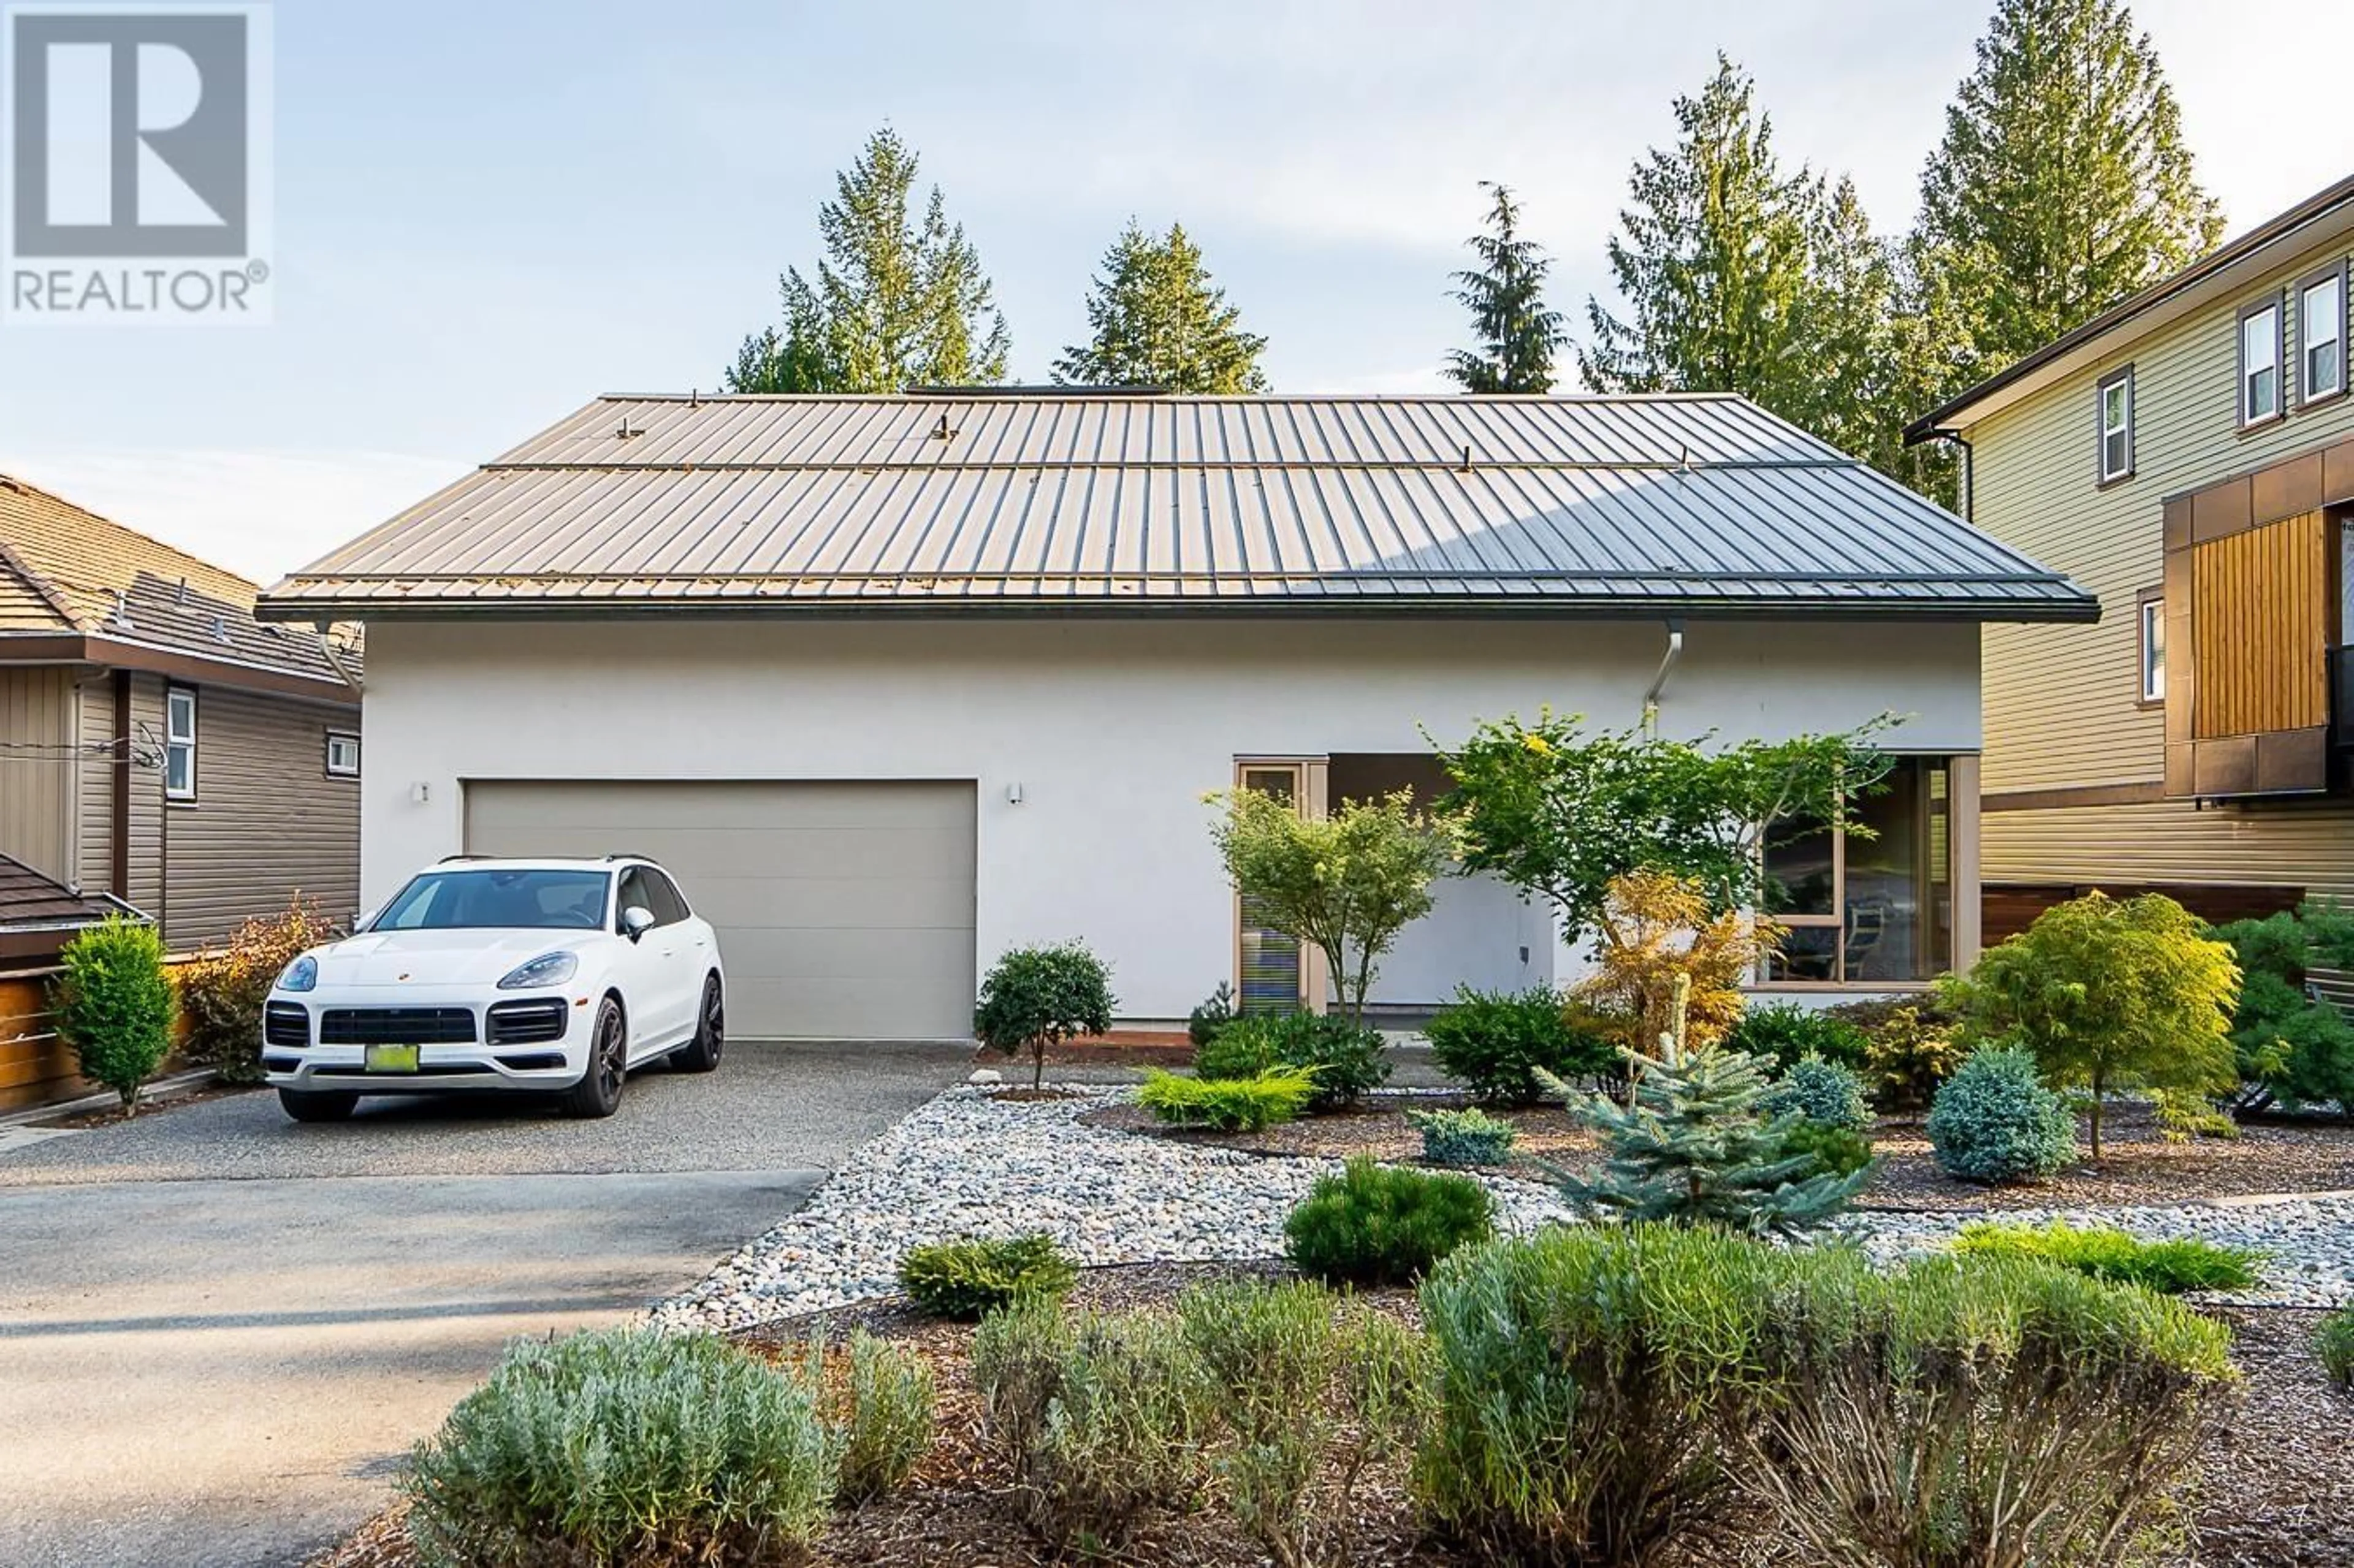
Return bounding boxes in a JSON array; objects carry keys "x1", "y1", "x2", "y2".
[{"x1": 1641, "y1": 620, "x2": 1685, "y2": 736}]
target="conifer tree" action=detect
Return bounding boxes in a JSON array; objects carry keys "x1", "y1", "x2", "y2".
[
  {"x1": 726, "y1": 127, "x2": 1010, "y2": 394},
  {"x1": 1443, "y1": 183, "x2": 1565, "y2": 394},
  {"x1": 1054, "y1": 221, "x2": 1267, "y2": 392}
]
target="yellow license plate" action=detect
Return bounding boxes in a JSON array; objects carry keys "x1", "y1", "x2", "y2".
[{"x1": 364, "y1": 1043, "x2": 421, "y2": 1073}]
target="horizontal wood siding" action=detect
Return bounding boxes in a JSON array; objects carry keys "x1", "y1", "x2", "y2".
[
  {"x1": 2190, "y1": 511, "x2": 2329, "y2": 737},
  {"x1": 158, "y1": 685, "x2": 359, "y2": 949},
  {"x1": 1971, "y1": 226, "x2": 2354, "y2": 900},
  {"x1": 0, "y1": 667, "x2": 72, "y2": 881}
]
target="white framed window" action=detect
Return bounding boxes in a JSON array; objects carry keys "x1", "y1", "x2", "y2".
[
  {"x1": 2138, "y1": 593, "x2": 2166, "y2": 703},
  {"x1": 2097, "y1": 366, "x2": 2133, "y2": 482},
  {"x1": 2239, "y1": 297, "x2": 2282, "y2": 426},
  {"x1": 325, "y1": 731, "x2": 360, "y2": 778},
  {"x1": 2299, "y1": 262, "x2": 2346, "y2": 406},
  {"x1": 164, "y1": 687, "x2": 197, "y2": 801}
]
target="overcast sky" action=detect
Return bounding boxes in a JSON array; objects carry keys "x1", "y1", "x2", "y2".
[{"x1": 2, "y1": 0, "x2": 2348, "y2": 585}]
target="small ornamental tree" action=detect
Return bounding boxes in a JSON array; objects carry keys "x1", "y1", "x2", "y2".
[
  {"x1": 973, "y1": 942, "x2": 1114, "y2": 1092},
  {"x1": 53, "y1": 914, "x2": 177, "y2": 1115},
  {"x1": 1941, "y1": 892, "x2": 2239, "y2": 1161},
  {"x1": 1570, "y1": 871, "x2": 1778, "y2": 1067},
  {"x1": 1206, "y1": 786, "x2": 1452, "y2": 1025},
  {"x1": 1433, "y1": 709, "x2": 1894, "y2": 951}
]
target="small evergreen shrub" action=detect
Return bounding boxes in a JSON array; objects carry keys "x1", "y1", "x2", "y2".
[
  {"x1": 972, "y1": 1295, "x2": 1215, "y2": 1550},
  {"x1": 2212, "y1": 903, "x2": 2354, "y2": 1112},
  {"x1": 405, "y1": 1328, "x2": 834, "y2": 1567},
  {"x1": 973, "y1": 942, "x2": 1115, "y2": 1092},
  {"x1": 2152, "y1": 1086, "x2": 2241, "y2": 1141},
  {"x1": 1138, "y1": 1066, "x2": 1317, "y2": 1131},
  {"x1": 1723, "y1": 1002, "x2": 1870, "y2": 1071},
  {"x1": 1423, "y1": 985, "x2": 1613, "y2": 1105},
  {"x1": 1284, "y1": 1155, "x2": 1494, "y2": 1287},
  {"x1": 179, "y1": 895, "x2": 330, "y2": 1085},
  {"x1": 1858, "y1": 1004, "x2": 1969, "y2": 1113},
  {"x1": 1194, "y1": 1011, "x2": 1388, "y2": 1109},
  {"x1": 53, "y1": 914, "x2": 176, "y2": 1114},
  {"x1": 1187, "y1": 981, "x2": 1234, "y2": 1048},
  {"x1": 1177, "y1": 1280, "x2": 1430, "y2": 1567},
  {"x1": 1952, "y1": 1219, "x2": 2263, "y2": 1295},
  {"x1": 2317, "y1": 1307, "x2": 2354, "y2": 1388},
  {"x1": 826, "y1": 1330, "x2": 937, "y2": 1503},
  {"x1": 1777, "y1": 1120, "x2": 1875, "y2": 1179},
  {"x1": 1407, "y1": 1106, "x2": 1519, "y2": 1167},
  {"x1": 1926, "y1": 1045, "x2": 2078, "y2": 1184},
  {"x1": 1764, "y1": 1052, "x2": 1873, "y2": 1133},
  {"x1": 897, "y1": 1233, "x2": 1077, "y2": 1320}
]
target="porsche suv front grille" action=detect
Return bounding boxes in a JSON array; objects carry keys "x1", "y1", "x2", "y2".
[{"x1": 319, "y1": 1007, "x2": 477, "y2": 1046}]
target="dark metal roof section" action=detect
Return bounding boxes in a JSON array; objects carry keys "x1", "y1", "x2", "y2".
[
  {"x1": 0, "y1": 854, "x2": 142, "y2": 935},
  {"x1": 262, "y1": 392, "x2": 2097, "y2": 623}
]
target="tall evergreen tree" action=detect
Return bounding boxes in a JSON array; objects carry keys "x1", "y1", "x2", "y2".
[
  {"x1": 726, "y1": 127, "x2": 1010, "y2": 394},
  {"x1": 1444, "y1": 183, "x2": 1566, "y2": 393},
  {"x1": 1054, "y1": 221, "x2": 1268, "y2": 392},
  {"x1": 1914, "y1": 0, "x2": 2222, "y2": 387}
]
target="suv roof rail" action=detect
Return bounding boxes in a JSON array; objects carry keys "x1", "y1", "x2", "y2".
[
  {"x1": 435, "y1": 853, "x2": 492, "y2": 863},
  {"x1": 601, "y1": 851, "x2": 653, "y2": 863}
]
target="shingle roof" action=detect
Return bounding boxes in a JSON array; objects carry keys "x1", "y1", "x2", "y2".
[
  {"x1": 0, "y1": 853, "x2": 137, "y2": 934},
  {"x1": 0, "y1": 473, "x2": 362, "y2": 683},
  {"x1": 261, "y1": 392, "x2": 2096, "y2": 622}
]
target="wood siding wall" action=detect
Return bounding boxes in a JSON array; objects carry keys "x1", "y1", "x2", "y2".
[
  {"x1": 0, "y1": 667, "x2": 73, "y2": 881},
  {"x1": 2190, "y1": 511, "x2": 2331, "y2": 737},
  {"x1": 1970, "y1": 223, "x2": 2354, "y2": 899}
]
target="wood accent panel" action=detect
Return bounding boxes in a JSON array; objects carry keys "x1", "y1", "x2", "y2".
[
  {"x1": 1983, "y1": 881, "x2": 2304, "y2": 948},
  {"x1": 1983, "y1": 780, "x2": 2168, "y2": 813},
  {"x1": 0, "y1": 666, "x2": 74, "y2": 881},
  {"x1": 2188, "y1": 511, "x2": 2329, "y2": 739}
]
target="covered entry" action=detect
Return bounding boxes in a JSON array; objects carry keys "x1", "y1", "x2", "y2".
[{"x1": 463, "y1": 780, "x2": 978, "y2": 1040}]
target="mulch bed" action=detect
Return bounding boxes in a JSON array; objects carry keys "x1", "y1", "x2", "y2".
[
  {"x1": 311, "y1": 1263, "x2": 2353, "y2": 1568},
  {"x1": 1083, "y1": 1094, "x2": 2354, "y2": 1209}
]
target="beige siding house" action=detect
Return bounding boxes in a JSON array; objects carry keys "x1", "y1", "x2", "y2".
[
  {"x1": 1908, "y1": 173, "x2": 2354, "y2": 940},
  {"x1": 0, "y1": 473, "x2": 364, "y2": 958}
]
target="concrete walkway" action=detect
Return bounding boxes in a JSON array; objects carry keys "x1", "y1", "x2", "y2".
[{"x1": 0, "y1": 1042, "x2": 967, "y2": 1568}]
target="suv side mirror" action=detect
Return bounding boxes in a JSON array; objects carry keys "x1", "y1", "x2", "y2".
[{"x1": 620, "y1": 905, "x2": 657, "y2": 941}]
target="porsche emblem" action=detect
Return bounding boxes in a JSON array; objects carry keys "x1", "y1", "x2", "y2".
[{"x1": 397, "y1": 972, "x2": 411, "y2": 981}]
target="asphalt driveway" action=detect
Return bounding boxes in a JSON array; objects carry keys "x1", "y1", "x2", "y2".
[{"x1": 0, "y1": 1041, "x2": 968, "y2": 1568}]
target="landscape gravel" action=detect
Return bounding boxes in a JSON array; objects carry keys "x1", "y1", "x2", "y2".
[{"x1": 654, "y1": 1086, "x2": 2354, "y2": 1330}]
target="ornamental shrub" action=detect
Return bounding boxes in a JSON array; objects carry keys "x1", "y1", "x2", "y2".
[
  {"x1": 1423, "y1": 985, "x2": 1613, "y2": 1105},
  {"x1": 1407, "y1": 1106, "x2": 1519, "y2": 1167},
  {"x1": 1723, "y1": 1002, "x2": 1869, "y2": 1071},
  {"x1": 973, "y1": 942, "x2": 1115, "y2": 1092},
  {"x1": 1953, "y1": 1219, "x2": 2263, "y2": 1295},
  {"x1": 972, "y1": 1295, "x2": 1215, "y2": 1551},
  {"x1": 1284, "y1": 1155, "x2": 1494, "y2": 1288},
  {"x1": 1857, "y1": 1005, "x2": 1968, "y2": 1113},
  {"x1": 1926, "y1": 1045, "x2": 2077, "y2": 1184},
  {"x1": 1138, "y1": 1066, "x2": 1317, "y2": 1132},
  {"x1": 180, "y1": 894, "x2": 332, "y2": 1085},
  {"x1": 1776, "y1": 1120, "x2": 1875, "y2": 1180},
  {"x1": 825, "y1": 1330, "x2": 937, "y2": 1504},
  {"x1": 53, "y1": 914, "x2": 176, "y2": 1114},
  {"x1": 1195, "y1": 1011, "x2": 1388, "y2": 1109},
  {"x1": 1764, "y1": 1052, "x2": 1873, "y2": 1133},
  {"x1": 2212, "y1": 902, "x2": 2354, "y2": 1113},
  {"x1": 2317, "y1": 1307, "x2": 2354, "y2": 1388},
  {"x1": 896, "y1": 1233, "x2": 1077, "y2": 1320},
  {"x1": 1186, "y1": 981, "x2": 1235, "y2": 1048},
  {"x1": 405, "y1": 1328, "x2": 834, "y2": 1567}
]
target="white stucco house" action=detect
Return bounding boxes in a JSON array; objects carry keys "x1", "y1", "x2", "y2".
[{"x1": 257, "y1": 392, "x2": 2094, "y2": 1041}]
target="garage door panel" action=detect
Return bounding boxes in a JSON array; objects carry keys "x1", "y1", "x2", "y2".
[{"x1": 464, "y1": 781, "x2": 975, "y2": 1040}]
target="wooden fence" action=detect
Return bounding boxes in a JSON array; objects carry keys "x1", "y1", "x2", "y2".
[{"x1": 0, "y1": 964, "x2": 197, "y2": 1114}]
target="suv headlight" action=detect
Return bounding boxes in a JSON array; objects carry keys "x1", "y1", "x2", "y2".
[
  {"x1": 279, "y1": 954, "x2": 318, "y2": 992},
  {"x1": 498, "y1": 951, "x2": 578, "y2": 990}
]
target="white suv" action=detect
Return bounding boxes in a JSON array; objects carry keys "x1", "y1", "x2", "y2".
[{"x1": 262, "y1": 856, "x2": 725, "y2": 1122}]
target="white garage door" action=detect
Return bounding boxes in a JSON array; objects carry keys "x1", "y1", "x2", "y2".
[{"x1": 463, "y1": 780, "x2": 977, "y2": 1040}]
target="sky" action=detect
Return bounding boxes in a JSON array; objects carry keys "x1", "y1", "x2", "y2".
[{"x1": 2, "y1": 0, "x2": 2349, "y2": 586}]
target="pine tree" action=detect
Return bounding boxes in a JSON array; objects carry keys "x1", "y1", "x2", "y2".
[
  {"x1": 1054, "y1": 221, "x2": 1267, "y2": 392},
  {"x1": 726, "y1": 127, "x2": 1010, "y2": 394},
  {"x1": 1443, "y1": 183, "x2": 1565, "y2": 394},
  {"x1": 1914, "y1": 0, "x2": 2223, "y2": 388},
  {"x1": 1539, "y1": 975, "x2": 1869, "y2": 1235}
]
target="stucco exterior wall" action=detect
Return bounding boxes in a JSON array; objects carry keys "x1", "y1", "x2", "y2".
[{"x1": 359, "y1": 616, "x2": 1983, "y2": 1022}]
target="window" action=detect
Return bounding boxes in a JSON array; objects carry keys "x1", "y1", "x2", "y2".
[
  {"x1": 2299, "y1": 262, "x2": 2347, "y2": 405},
  {"x1": 615, "y1": 867, "x2": 653, "y2": 930},
  {"x1": 370, "y1": 869, "x2": 611, "y2": 931},
  {"x1": 164, "y1": 687, "x2": 197, "y2": 801},
  {"x1": 1234, "y1": 763, "x2": 1306, "y2": 1014},
  {"x1": 2239, "y1": 297, "x2": 2282, "y2": 426},
  {"x1": 642, "y1": 868, "x2": 691, "y2": 925},
  {"x1": 324, "y1": 731, "x2": 360, "y2": 777},
  {"x1": 2097, "y1": 367, "x2": 2134, "y2": 482},
  {"x1": 1762, "y1": 758, "x2": 1954, "y2": 985},
  {"x1": 2138, "y1": 593, "x2": 2166, "y2": 703}
]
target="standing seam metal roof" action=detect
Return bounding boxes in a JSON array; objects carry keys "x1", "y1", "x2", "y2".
[{"x1": 258, "y1": 394, "x2": 2097, "y2": 621}]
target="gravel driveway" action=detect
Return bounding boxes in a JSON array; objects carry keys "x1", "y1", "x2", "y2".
[{"x1": 0, "y1": 1041, "x2": 968, "y2": 1568}]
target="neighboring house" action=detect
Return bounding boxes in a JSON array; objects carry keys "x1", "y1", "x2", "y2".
[
  {"x1": 0, "y1": 473, "x2": 365, "y2": 953},
  {"x1": 1906, "y1": 173, "x2": 2354, "y2": 943},
  {"x1": 258, "y1": 392, "x2": 2092, "y2": 1039}
]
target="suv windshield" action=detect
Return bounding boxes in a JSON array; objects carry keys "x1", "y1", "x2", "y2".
[{"x1": 370, "y1": 869, "x2": 611, "y2": 931}]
